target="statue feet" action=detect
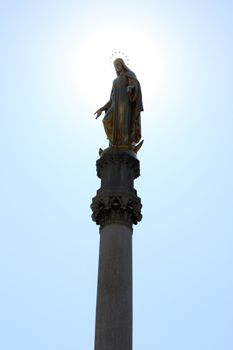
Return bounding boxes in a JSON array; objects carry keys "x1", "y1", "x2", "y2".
[{"x1": 98, "y1": 140, "x2": 144, "y2": 157}]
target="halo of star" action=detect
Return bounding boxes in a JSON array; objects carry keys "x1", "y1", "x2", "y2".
[{"x1": 109, "y1": 51, "x2": 130, "y2": 65}]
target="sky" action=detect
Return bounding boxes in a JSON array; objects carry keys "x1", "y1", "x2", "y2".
[{"x1": 0, "y1": 0, "x2": 233, "y2": 349}]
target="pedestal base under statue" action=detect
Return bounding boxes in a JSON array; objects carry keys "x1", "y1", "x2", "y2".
[{"x1": 91, "y1": 147, "x2": 142, "y2": 350}]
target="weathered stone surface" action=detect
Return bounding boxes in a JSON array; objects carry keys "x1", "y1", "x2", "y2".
[{"x1": 94, "y1": 224, "x2": 132, "y2": 350}]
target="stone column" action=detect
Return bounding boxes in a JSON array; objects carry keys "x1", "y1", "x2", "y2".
[{"x1": 91, "y1": 148, "x2": 142, "y2": 350}]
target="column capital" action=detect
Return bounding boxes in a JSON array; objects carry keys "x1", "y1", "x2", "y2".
[{"x1": 91, "y1": 192, "x2": 142, "y2": 229}]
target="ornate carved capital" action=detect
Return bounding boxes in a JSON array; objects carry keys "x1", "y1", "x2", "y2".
[{"x1": 91, "y1": 192, "x2": 142, "y2": 229}]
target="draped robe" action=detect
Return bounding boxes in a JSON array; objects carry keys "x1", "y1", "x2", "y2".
[{"x1": 102, "y1": 69, "x2": 143, "y2": 147}]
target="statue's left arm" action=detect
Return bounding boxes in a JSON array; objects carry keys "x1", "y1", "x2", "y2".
[{"x1": 127, "y1": 76, "x2": 142, "y2": 106}]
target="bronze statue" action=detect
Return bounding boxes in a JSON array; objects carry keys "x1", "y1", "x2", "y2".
[{"x1": 94, "y1": 58, "x2": 143, "y2": 152}]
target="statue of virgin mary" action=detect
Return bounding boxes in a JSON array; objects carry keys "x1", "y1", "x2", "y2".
[{"x1": 94, "y1": 58, "x2": 143, "y2": 150}]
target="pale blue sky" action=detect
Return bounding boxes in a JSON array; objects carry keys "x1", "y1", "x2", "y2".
[{"x1": 0, "y1": 1, "x2": 232, "y2": 349}]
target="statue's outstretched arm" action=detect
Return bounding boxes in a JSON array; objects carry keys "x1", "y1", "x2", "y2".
[
  {"x1": 94, "y1": 86, "x2": 113, "y2": 119},
  {"x1": 94, "y1": 100, "x2": 111, "y2": 119}
]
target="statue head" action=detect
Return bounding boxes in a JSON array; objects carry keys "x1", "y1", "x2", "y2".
[{"x1": 114, "y1": 58, "x2": 129, "y2": 76}]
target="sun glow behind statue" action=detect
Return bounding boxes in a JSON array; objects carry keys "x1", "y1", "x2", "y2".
[{"x1": 72, "y1": 24, "x2": 166, "y2": 109}]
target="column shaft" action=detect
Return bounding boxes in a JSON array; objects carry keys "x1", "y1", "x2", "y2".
[{"x1": 95, "y1": 223, "x2": 132, "y2": 350}]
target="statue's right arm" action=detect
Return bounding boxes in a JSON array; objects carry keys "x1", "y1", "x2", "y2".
[
  {"x1": 94, "y1": 86, "x2": 113, "y2": 119},
  {"x1": 101, "y1": 100, "x2": 111, "y2": 111},
  {"x1": 94, "y1": 100, "x2": 111, "y2": 119}
]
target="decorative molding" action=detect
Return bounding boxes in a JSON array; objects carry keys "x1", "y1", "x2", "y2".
[{"x1": 96, "y1": 152, "x2": 140, "y2": 179}]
